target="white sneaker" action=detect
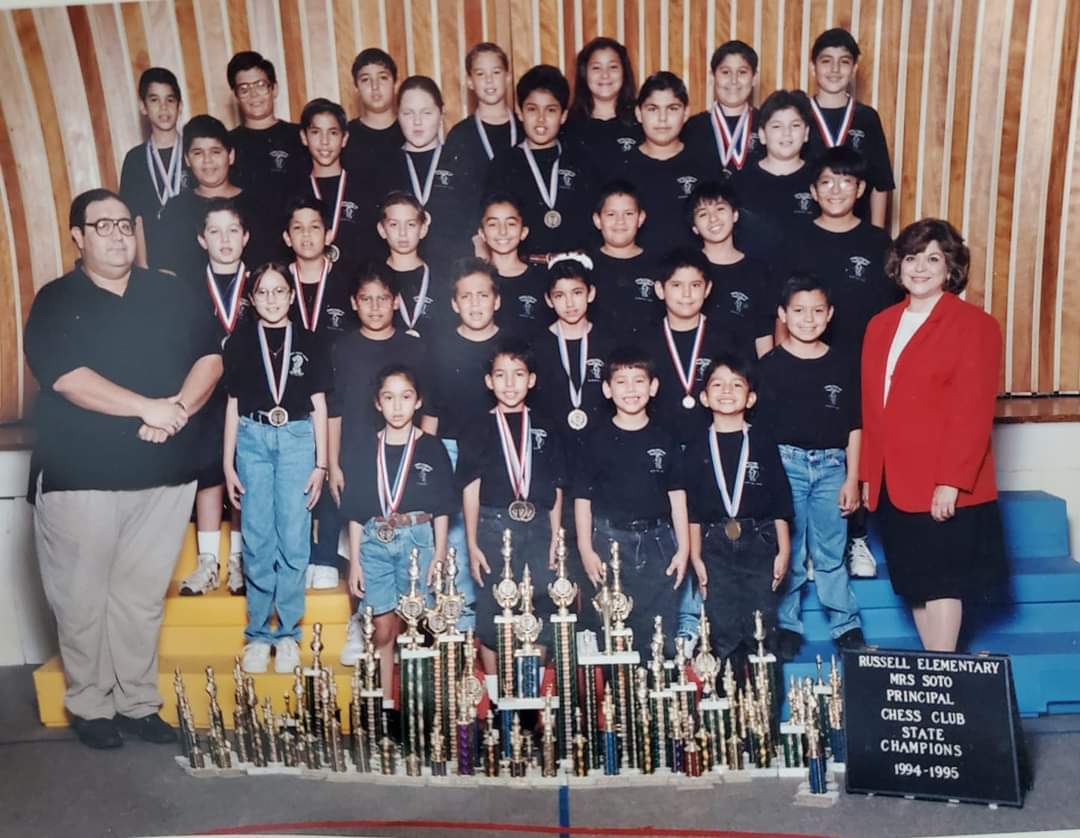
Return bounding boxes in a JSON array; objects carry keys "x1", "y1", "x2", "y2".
[
  {"x1": 226, "y1": 552, "x2": 245, "y2": 595},
  {"x1": 274, "y1": 637, "x2": 301, "y2": 673},
  {"x1": 179, "y1": 553, "x2": 219, "y2": 596},
  {"x1": 848, "y1": 537, "x2": 877, "y2": 578},
  {"x1": 241, "y1": 641, "x2": 271, "y2": 673},
  {"x1": 340, "y1": 613, "x2": 365, "y2": 666},
  {"x1": 304, "y1": 565, "x2": 315, "y2": 589},
  {"x1": 309, "y1": 565, "x2": 339, "y2": 590}
]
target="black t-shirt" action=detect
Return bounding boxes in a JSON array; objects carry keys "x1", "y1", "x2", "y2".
[
  {"x1": 119, "y1": 141, "x2": 192, "y2": 268},
  {"x1": 573, "y1": 419, "x2": 685, "y2": 522},
  {"x1": 428, "y1": 330, "x2": 500, "y2": 440},
  {"x1": 587, "y1": 248, "x2": 663, "y2": 338},
  {"x1": 619, "y1": 145, "x2": 709, "y2": 253},
  {"x1": 562, "y1": 116, "x2": 644, "y2": 184},
  {"x1": 328, "y1": 329, "x2": 429, "y2": 426},
  {"x1": 684, "y1": 424, "x2": 793, "y2": 523},
  {"x1": 24, "y1": 265, "x2": 221, "y2": 494},
  {"x1": 789, "y1": 220, "x2": 900, "y2": 351},
  {"x1": 386, "y1": 263, "x2": 453, "y2": 341},
  {"x1": 341, "y1": 430, "x2": 456, "y2": 524},
  {"x1": 457, "y1": 408, "x2": 567, "y2": 511},
  {"x1": 289, "y1": 169, "x2": 382, "y2": 276},
  {"x1": 344, "y1": 118, "x2": 405, "y2": 177},
  {"x1": 640, "y1": 318, "x2": 730, "y2": 447},
  {"x1": 484, "y1": 143, "x2": 597, "y2": 255},
  {"x1": 702, "y1": 255, "x2": 777, "y2": 357},
  {"x1": 494, "y1": 264, "x2": 553, "y2": 340},
  {"x1": 729, "y1": 161, "x2": 818, "y2": 274},
  {"x1": 753, "y1": 344, "x2": 860, "y2": 450},
  {"x1": 444, "y1": 114, "x2": 523, "y2": 194},
  {"x1": 682, "y1": 107, "x2": 765, "y2": 179},
  {"x1": 530, "y1": 324, "x2": 616, "y2": 443},
  {"x1": 228, "y1": 120, "x2": 309, "y2": 217},
  {"x1": 289, "y1": 265, "x2": 357, "y2": 354},
  {"x1": 223, "y1": 320, "x2": 331, "y2": 417}
]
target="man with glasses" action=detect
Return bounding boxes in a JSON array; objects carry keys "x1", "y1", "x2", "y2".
[{"x1": 24, "y1": 189, "x2": 223, "y2": 750}]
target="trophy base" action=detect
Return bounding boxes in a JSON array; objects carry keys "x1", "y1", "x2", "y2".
[
  {"x1": 723, "y1": 768, "x2": 754, "y2": 783},
  {"x1": 173, "y1": 754, "x2": 246, "y2": 778},
  {"x1": 496, "y1": 696, "x2": 554, "y2": 711},
  {"x1": 777, "y1": 765, "x2": 807, "y2": 778},
  {"x1": 751, "y1": 766, "x2": 780, "y2": 778},
  {"x1": 794, "y1": 779, "x2": 841, "y2": 807}
]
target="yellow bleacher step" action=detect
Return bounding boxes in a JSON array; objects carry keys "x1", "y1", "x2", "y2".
[
  {"x1": 159, "y1": 621, "x2": 351, "y2": 657},
  {"x1": 163, "y1": 581, "x2": 353, "y2": 626}
]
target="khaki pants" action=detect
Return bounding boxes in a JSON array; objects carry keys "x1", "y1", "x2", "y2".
[{"x1": 33, "y1": 479, "x2": 196, "y2": 720}]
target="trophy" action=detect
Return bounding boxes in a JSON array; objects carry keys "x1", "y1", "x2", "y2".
[
  {"x1": 547, "y1": 527, "x2": 579, "y2": 761},
  {"x1": 572, "y1": 707, "x2": 589, "y2": 776},
  {"x1": 492, "y1": 529, "x2": 521, "y2": 698},
  {"x1": 805, "y1": 701, "x2": 828, "y2": 794},
  {"x1": 647, "y1": 617, "x2": 673, "y2": 772},
  {"x1": 636, "y1": 667, "x2": 653, "y2": 775},
  {"x1": 779, "y1": 674, "x2": 807, "y2": 774},
  {"x1": 398, "y1": 547, "x2": 435, "y2": 773},
  {"x1": 693, "y1": 606, "x2": 726, "y2": 773},
  {"x1": 541, "y1": 689, "x2": 558, "y2": 777},
  {"x1": 827, "y1": 658, "x2": 846, "y2": 766},
  {"x1": 513, "y1": 566, "x2": 543, "y2": 697},
  {"x1": 455, "y1": 695, "x2": 476, "y2": 776},
  {"x1": 671, "y1": 637, "x2": 698, "y2": 752},
  {"x1": 509, "y1": 713, "x2": 527, "y2": 778},
  {"x1": 231, "y1": 658, "x2": 251, "y2": 764},
  {"x1": 349, "y1": 661, "x2": 370, "y2": 772},
  {"x1": 246, "y1": 675, "x2": 267, "y2": 767},
  {"x1": 749, "y1": 610, "x2": 779, "y2": 746},
  {"x1": 261, "y1": 696, "x2": 280, "y2": 766},
  {"x1": 204, "y1": 666, "x2": 233, "y2": 769},
  {"x1": 357, "y1": 607, "x2": 384, "y2": 766},
  {"x1": 430, "y1": 715, "x2": 448, "y2": 777},
  {"x1": 174, "y1": 668, "x2": 206, "y2": 769},
  {"x1": 483, "y1": 715, "x2": 501, "y2": 777},
  {"x1": 601, "y1": 683, "x2": 618, "y2": 775}
]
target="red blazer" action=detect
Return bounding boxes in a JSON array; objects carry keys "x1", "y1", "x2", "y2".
[{"x1": 860, "y1": 292, "x2": 1002, "y2": 513}]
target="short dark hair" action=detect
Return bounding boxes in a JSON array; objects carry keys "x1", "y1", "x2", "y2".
[
  {"x1": 516, "y1": 64, "x2": 570, "y2": 111},
  {"x1": 569, "y1": 37, "x2": 637, "y2": 124},
  {"x1": 202, "y1": 196, "x2": 247, "y2": 231},
  {"x1": 488, "y1": 337, "x2": 535, "y2": 374},
  {"x1": 547, "y1": 254, "x2": 593, "y2": 291},
  {"x1": 284, "y1": 194, "x2": 329, "y2": 229},
  {"x1": 451, "y1": 256, "x2": 498, "y2": 294},
  {"x1": 604, "y1": 345, "x2": 655, "y2": 383},
  {"x1": 183, "y1": 114, "x2": 231, "y2": 155},
  {"x1": 374, "y1": 363, "x2": 423, "y2": 400},
  {"x1": 779, "y1": 272, "x2": 830, "y2": 307},
  {"x1": 465, "y1": 42, "x2": 509, "y2": 73},
  {"x1": 138, "y1": 67, "x2": 181, "y2": 101},
  {"x1": 69, "y1": 188, "x2": 127, "y2": 230},
  {"x1": 636, "y1": 71, "x2": 688, "y2": 107},
  {"x1": 759, "y1": 89, "x2": 812, "y2": 126},
  {"x1": 885, "y1": 218, "x2": 970, "y2": 294},
  {"x1": 702, "y1": 352, "x2": 757, "y2": 392},
  {"x1": 397, "y1": 75, "x2": 444, "y2": 110},
  {"x1": 247, "y1": 261, "x2": 291, "y2": 298},
  {"x1": 811, "y1": 28, "x2": 861, "y2": 62},
  {"x1": 657, "y1": 247, "x2": 711, "y2": 286},
  {"x1": 481, "y1": 192, "x2": 524, "y2": 217},
  {"x1": 710, "y1": 41, "x2": 758, "y2": 74},
  {"x1": 352, "y1": 261, "x2": 400, "y2": 298},
  {"x1": 352, "y1": 48, "x2": 397, "y2": 82},
  {"x1": 300, "y1": 98, "x2": 347, "y2": 132},
  {"x1": 809, "y1": 146, "x2": 868, "y2": 183},
  {"x1": 381, "y1": 191, "x2": 426, "y2": 220},
  {"x1": 594, "y1": 180, "x2": 641, "y2": 214},
  {"x1": 688, "y1": 180, "x2": 739, "y2": 221},
  {"x1": 226, "y1": 51, "x2": 277, "y2": 89}
]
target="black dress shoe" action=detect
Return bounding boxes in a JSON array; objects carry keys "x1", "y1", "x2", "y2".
[
  {"x1": 71, "y1": 716, "x2": 123, "y2": 750},
  {"x1": 836, "y1": 627, "x2": 866, "y2": 650},
  {"x1": 776, "y1": 628, "x2": 804, "y2": 661},
  {"x1": 115, "y1": 712, "x2": 178, "y2": 744}
]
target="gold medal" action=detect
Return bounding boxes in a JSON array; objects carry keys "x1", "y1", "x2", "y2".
[
  {"x1": 567, "y1": 408, "x2": 588, "y2": 430},
  {"x1": 376, "y1": 523, "x2": 395, "y2": 544},
  {"x1": 544, "y1": 209, "x2": 562, "y2": 229},
  {"x1": 267, "y1": 406, "x2": 289, "y2": 427},
  {"x1": 724, "y1": 519, "x2": 742, "y2": 541},
  {"x1": 508, "y1": 500, "x2": 536, "y2": 522},
  {"x1": 326, "y1": 243, "x2": 340, "y2": 263}
]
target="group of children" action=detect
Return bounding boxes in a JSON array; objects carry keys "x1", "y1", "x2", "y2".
[{"x1": 118, "y1": 27, "x2": 903, "y2": 681}]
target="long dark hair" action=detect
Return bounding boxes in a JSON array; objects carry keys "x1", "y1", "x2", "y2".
[{"x1": 569, "y1": 37, "x2": 637, "y2": 124}]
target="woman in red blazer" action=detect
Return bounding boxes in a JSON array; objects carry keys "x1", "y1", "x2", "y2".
[{"x1": 860, "y1": 219, "x2": 1007, "y2": 652}]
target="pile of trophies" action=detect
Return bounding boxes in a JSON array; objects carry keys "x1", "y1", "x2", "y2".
[{"x1": 174, "y1": 528, "x2": 846, "y2": 793}]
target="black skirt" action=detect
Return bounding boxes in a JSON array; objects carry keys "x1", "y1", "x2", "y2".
[{"x1": 878, "y1": 481, "x2": 1008, "y2": 604}]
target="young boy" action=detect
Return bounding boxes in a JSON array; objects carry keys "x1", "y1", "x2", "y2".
[
  {"x1": 378, "y1": 192, "x2": 449, "y2": 340},
  {"x1": 806, "y1": 28, "x2": 894, "y2": 228},
  {"x1": 458, "y1": 340, "x2": 567, "y2": 673},
  {"x1": 477, "y1": 193, "x2": 552, "y2": 339},
  {"x1": 120, "y1": 68, "x2": 189, "y2": 270},
  {"x1": 573, "y1": 347, "x2": 690, "y2": 655},
  {"x1": 344, "y1": 48, "x2": 405, "y2": 173},
  {"x1": 621, "y1": 71, "x2": 709, "y2": 253},
  {"x1": 484, "y1": 65, "x2": 596, "y2": 255},
  {"x1": 329, "y1": 266, "x2": 429, "y2": 664},
  {"x1": 753, "y1": 275, "x2": 863, "y2": 660},
  {"x1": 226, "y1": 51, "x2": 308, "y2": 216},
  {"x1": 178, "y1": 197, "x2": 249, "y2": 597},
  {"x1": 296, "y1": 97, "x2": 381, "y2": 274},
  {"x1": 587, "y1": 182, "x2": 661, "y2": 337},
  {"x1": 689, "y1": 180, "x2": 775, "y2": 359},
  {"x1": 682, "y1": 41, "x2": 764, "y2": 179},
  {"x1": 641, "y1": 248, "x2": 730, "y2": 448},
  {"x1": 684, "y1": 355, "x2": 792, "y2": 663}
]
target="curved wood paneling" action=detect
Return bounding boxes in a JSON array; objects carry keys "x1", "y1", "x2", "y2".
[{"x1": 2, "y1": 0, "x2": 1080, "y2": 421}]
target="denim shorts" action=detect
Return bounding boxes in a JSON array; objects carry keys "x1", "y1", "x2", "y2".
[{"x1": 358, "y1": 517, "x2": 435, "y2": 616}]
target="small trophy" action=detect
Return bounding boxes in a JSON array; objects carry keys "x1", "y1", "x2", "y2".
[
  {"x1": 513, "y1": 566, "x2": 543, "y2": 698},
  {"x1": 204, "y1": 667, "x2": 233, "y2": 769},
  {"x1": 601, "y1": 683, "x2": 619, "y2": 775},
  {"x1": 541, "y1": 689, "x2": 558, "y2": 777}
]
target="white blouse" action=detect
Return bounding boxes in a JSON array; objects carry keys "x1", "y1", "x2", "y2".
[{"x1": 884, "y1": 307, "x2": 932, "y2": 404}]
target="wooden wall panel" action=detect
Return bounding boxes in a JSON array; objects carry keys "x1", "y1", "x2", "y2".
[{"x1": 2, "y1": 0, "x2": 1080, "y2": 423}]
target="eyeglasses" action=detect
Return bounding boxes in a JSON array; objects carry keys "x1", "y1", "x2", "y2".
[
  {"x1": 253, "y1": 287, "x2": 290, "y2": 300},
  {"x1": 816, "y1": 176, "x2": 859, "y2": 192},
  {"x1": 84, "y1": 218, "x2": 135, "y2": 237},
  {"x1": 235, "y1": 79, "x2": 271, "y2": 98}
]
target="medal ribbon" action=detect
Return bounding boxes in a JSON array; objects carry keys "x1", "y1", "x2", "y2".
[
  {"x1": 257, "y1": 322, "x2": 292, "y2": 407},
  {"x1": 711, "y1": 106, "x2": 752, "y2": 170},
  {"x1": 376, "y1": 427, "x2": 419, "y2": 518},
  {"x1": 475, "y1": 113, "x2": 518, "y2": 161},
  {"x1": 663, "y1": 315, "x2": 708, "y2": 400},
  {"x1": 494, "y1": 407, "x2": 532, "y2": 502},
  {"x1": 809, "y1": 96, "x2": 855, "y2": 148},
  {"x1": 555, "y1": 322, "x2": 588, "y2": 410},
  {"x1": 521, "y1": 140, "x2": 561, "y2": 210},
  {"x1": 309, "y1": 171, "x2": 347, "y2": 244},
  {"x1": 206, "y1": 263, "x2": 247, "y2": 334},
  {"x1": 708, "y1": 424, "x2": 749, "y2": 519},
  {"x1": 145, "y1": 131, "x2": 184, "y2": 206},
  {"x1": 405, "y1": 145, "x2": 443, "y2": 206},
  {"x1": 397, "y1": 264, "x2": 430, "y2": 331},
  {"x1": 289, "y1": 258, "x2": 330, "y2": 331}
]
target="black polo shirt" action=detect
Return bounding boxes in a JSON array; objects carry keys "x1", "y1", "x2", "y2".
[
  {"x1": 24, "y1": 265, "x2": 221, "y2": 496},
  {"x1": 118, "y1": 141, "x2": 192, "y2": 269},
  {"x1": 229, "y1": 119, "x2": 309, "y2": 216}
]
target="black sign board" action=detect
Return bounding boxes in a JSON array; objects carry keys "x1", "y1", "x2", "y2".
[{"x1": 843, "y1": 649, "x2": 1028, "y2": 807}]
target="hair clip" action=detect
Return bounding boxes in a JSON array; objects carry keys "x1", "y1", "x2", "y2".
[{"x1": 547, "y1": 251, "x2": 594, "y2": 271}]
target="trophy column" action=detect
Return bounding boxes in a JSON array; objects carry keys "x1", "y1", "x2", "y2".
[
  {"x1": 397, "y1": 548, "x2": 435, "y2": 776},
  {"x1": 547, "y1": 528, "x2": 579, "y2": 764}
]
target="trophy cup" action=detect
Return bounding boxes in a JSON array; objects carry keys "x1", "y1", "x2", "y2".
[
  {"x1": 547, "y1": 527, "x2": 579, "y2": 762},
  {"x1": 493, "y1": 529, "x2": 521, "y2": 698},
  {"x1": 398, "y1": 547, "x2": 435, "y2": 773},
  {"x1": 513, "y1": 566, "x2": 543, "y2": 698}
]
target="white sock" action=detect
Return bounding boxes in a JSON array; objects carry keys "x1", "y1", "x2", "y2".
[
  {"x1": 230, "y1": 530, "x2": 242, "y2": 556},
  {"x1": 197, "y1": 531, "x2": 220, "y2": 558}
]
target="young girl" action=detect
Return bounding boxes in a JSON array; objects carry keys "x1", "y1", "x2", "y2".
[
  {"x1": 343, "y1": 365, "x2": 453, "y2": 691},
  {"x1": 223, "y1": 262, "x2": 330, "y2": 674}
]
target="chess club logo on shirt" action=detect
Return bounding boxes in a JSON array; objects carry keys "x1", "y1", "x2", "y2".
[
  {"x1": 435, "y1": 169, "x2": 454, "y2": 187},
  {"x1": 635, "y1": 278, "x2": 655, "y2": 300},
  {"x1": 847, "y1": 256, "x2": 871, "y2": 282},
  {"x1": 586, "y1": 358, "x2": 604, "y2": 382},
  {"x1": 647, "y1": 448, "x2": 667, "y2": 472},
  {"x1": 794, "y1": 192, "x2": 816, "y2": 214},
  {"x1": 695, "y1": 357, "x2": 712, "y2": 381},
  {"x1": 342, "y1": 201, "x2": 358, "y2": 221},
  {"x1": 289, "y1": 352, "x2": 308, "y2": 377},
  {"x1": 558, "y1": 169, "x2": 577, "y2": 189},
  {"x1": 326, "y1": 307, "x2": 346, "y2": 329},
  {"x1": 412, "y1": 294, "x2": 433, "y2": 317},
  {"x1": 729, "y1": 290, "x2": 750, "y2": 315},
  {"x1": 824, "y1": 384, "x2": 843, "y2": 408},
  {"x1": 518, "y1": 295, "x2": 538, "y2": 317},
  {"x1": 677, "y1": 176, "x2": 699, "y2": 197},
  {"x1": 530, "y1": 428, "x2": 548, "y2": 452},
  {"x1": 414, "y1": 462, "x2": 433, "y2": 485},
  {"x1": 180, "y1": 172, "x2": 192, "y2": 190},
  {"x1": 270, "y1": 150, "x2": 289, "y2": 170},
  {"x1": 617, "y1": 137, "x2": 638, "y2": 152},
  {"x1": 848, "y1": 129, "x2": 865, "y2": 150},
  {"x1": 745, "y1": 460, "x2": 761, "y2": 484}
]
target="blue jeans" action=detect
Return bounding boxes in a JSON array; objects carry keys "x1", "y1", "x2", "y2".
[
  {"x1": 236, "y1": 417, "x2": 315, "y2": 643},
  {"x1": 777, "y1": 445, "x2": 861, "y2": 638},
  {"x1": 442, "y1": 439, "x2": 475, "y2": 629},
  {"x1": 359, "y1": 518, "x2": 435, "y2": 615}
]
